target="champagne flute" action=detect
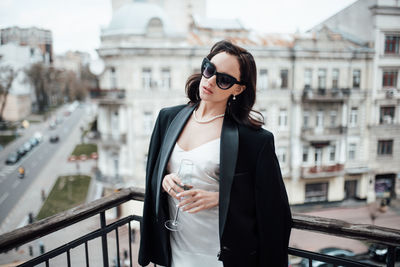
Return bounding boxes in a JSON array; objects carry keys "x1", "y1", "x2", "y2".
[{"x1": 165, "y1": 159, "x2": 194, "y2": 231}]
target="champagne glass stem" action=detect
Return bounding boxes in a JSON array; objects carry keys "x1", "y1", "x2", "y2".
[{"x1": 173, "y1": 205, "x2": 180, "y2": 223}]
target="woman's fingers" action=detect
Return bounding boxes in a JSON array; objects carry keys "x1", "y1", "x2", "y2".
[
  {"x1": 163, "y1": 174, "x2": 185, "y2": 200},
  {"x1": 177, "y1": 190, "x2": 219, "y2": 213}
]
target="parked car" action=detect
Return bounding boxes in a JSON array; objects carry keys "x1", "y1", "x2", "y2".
[
  {"x1": 34, "y1": 132, "x2": 43, "y2": 142},
  {"x1": 23, "y1": 141, "x2": 32, "y2": 153},
  {"x1": 299, "y1": 247, "x2": 355, "y2": 267},
  {"x1": 369, "y1": 243, "x2": 400, "y2": 262},
  {"x1": 5, "y1": 152, "x2": 20, "y2": 165},
  {"x1": 17, "y1": 146, "x2": 27, "y2": 157},
  {"x1": 29, "y1": 137, "x2": 39, "y2": 147},
  {"x1": 49, "y1": 135, "x2": 59, "y2": 143}
]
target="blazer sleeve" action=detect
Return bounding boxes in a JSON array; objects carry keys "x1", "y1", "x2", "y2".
[
  {"x1": 139, "y1": 111, "x2": 163, "y2": 266},
  {"x1": 254, "y1": 133, "x2": 292, "y2": 267}
]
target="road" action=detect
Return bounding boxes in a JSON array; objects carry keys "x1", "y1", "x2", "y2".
[{"x1": 0, "y1": 105, "x2": 83, "y2": 226}]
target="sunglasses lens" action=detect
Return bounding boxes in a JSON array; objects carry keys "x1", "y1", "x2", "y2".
[
  {"x1": 217, "y1": 74, "x2": 235, "y2": 89},
  {"x1": 203, "y1": 63, "x2": 214, "y2": 78}
]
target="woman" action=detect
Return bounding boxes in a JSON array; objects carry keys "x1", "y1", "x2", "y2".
[{"x1": 139, "y1": 40, "x2": 292, "y2": 267}]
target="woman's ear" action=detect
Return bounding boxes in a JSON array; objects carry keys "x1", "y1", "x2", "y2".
[{"x1": 235, "y1": 85, "x2": 246, "y2": 95}]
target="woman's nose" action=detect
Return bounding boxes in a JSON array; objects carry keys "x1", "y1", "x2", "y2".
[{"x1": 206, "y1": 75, "x2": 217, "y2": 86}]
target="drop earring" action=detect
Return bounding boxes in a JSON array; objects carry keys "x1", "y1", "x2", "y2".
[{"x1": 233, "y1": 95, "x2": 236, "y2": 100}]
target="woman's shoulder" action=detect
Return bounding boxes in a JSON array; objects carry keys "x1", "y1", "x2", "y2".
[
  {"x1": 238, "y1": 124, "x2": 274, "y2": 142},
  {"x1": 158, "y1": 104, "x2": 188, "y2": 119}
]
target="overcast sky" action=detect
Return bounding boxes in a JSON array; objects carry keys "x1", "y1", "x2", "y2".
[{"x1": 0, "y1": 0, "x2": 357, "y2": 58}]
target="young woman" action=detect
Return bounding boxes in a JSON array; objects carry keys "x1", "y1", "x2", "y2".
[{"x1": 139, "y1": 40, "x2": 292, "y2": 267}]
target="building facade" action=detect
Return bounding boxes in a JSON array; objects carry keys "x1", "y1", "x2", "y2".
[
  {"x1": 94, "y1": 0, "x2": 400, "y2": 205},
  {"x1": 0, "y1": 26, "x2": 53, "y2": 121}
]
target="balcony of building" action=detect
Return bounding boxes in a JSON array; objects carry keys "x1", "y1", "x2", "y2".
[
  {"x1": 0, "y1": 187, "x2": 399, "y2": 267},
  {"x1": 89, "y1": 88, "x2": 126, "y2": 105},
  {"x1": 301, "y1": 126, "x2": 346, "y2": 142},
  {"x1": 302, "y1": 163, "x2": 345, "y2": 179},
  {"x1": 302, "y1": 87, "x2": 351, "y2": 103},
  {"x1": 99, "y1": 132, "x2": 127, "y2": 148}
]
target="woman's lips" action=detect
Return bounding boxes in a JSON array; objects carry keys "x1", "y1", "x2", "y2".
[{"x1": 202, "y1": 87, "x2": 213, "y2": 95}]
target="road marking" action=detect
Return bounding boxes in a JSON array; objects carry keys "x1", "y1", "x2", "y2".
[
  {"x1": 12, "y1": 180, "x2": 20, "y2": 189},
  {"x1": 0, "y1": 192, "x2": 9, "y2": 205}
]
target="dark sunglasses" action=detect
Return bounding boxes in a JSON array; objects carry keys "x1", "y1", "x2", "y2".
[{"x1": 201, "y1": 57, "x2": 245, "y2": 90}]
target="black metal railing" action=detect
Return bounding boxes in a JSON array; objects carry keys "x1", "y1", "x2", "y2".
[{"x1": 0, "y1": 187, "x2": 399, "y2": 267}]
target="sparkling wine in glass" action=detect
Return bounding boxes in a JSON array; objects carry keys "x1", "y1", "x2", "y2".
[{"x1": 165, "y1": 159, "x2": 194, "y2": 231}]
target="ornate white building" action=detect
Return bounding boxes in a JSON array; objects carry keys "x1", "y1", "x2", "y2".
[{"x1": 94, "y1": 0, "x2": 400, "y2": 205}]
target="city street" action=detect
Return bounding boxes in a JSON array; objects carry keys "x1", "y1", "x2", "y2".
[
  {"x1": 0, "y1": 104, "x2": 95, "y2": 233},
  {"x1": 0, "y1": 108, "x2": 82, "y2": 227}
]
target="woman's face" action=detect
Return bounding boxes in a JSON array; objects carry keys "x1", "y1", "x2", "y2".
[{"x1": 199, "y1": 52, "x2": 245, "y2": 105}]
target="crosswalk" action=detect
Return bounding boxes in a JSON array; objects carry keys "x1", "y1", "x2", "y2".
[{"x1": 0, "y1": 166, "x2": 17, "y2": 183}]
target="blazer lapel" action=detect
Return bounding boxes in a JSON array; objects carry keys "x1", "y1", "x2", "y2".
[
  {"x1": 219, "y1": 116, "x2": 239, "y2": 238},
  {"x1": 155, "y1": 104, "x2": 196, "y2": 217}
]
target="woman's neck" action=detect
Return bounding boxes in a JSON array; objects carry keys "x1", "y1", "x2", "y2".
[{"x1": 196, "y1": 100, "x2": 227, "y2": 118}]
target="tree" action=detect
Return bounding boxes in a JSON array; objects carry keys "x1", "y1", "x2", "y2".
[
  {"x1": 25, "y1": 63, "x2": 50, "y2": 113},
  {"x1": 0, "y1": 66, "x2": 17, "y2": 121}
]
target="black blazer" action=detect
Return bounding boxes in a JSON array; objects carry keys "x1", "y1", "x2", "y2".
[{"x1": 138, "y1": 104, "x2": 292, "y2": 267}]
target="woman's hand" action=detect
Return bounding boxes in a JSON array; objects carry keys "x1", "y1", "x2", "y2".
[
  {"x1": 176, "y1": 190, "x2": 219, "y2": 213},
  {"x1": 162, "y1": 173, "x2": 187, "y2": 200}
]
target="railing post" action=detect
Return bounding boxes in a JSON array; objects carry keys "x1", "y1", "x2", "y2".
[
  {"x1": 386, "y1": 245, "x2": 395, "y2": 267},
  {"x1": 100, "y1": 211, "x2": 109, "y2": 267}
]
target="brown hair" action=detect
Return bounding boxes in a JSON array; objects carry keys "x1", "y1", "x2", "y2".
[{"x1": 185, "y1": 40, "x2": 263, "y2": 129}]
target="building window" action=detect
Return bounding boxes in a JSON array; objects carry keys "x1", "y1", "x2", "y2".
[
  {"x1": 314, "y1": 148, "x2": 322, "y2": 166},
  {"x1": 304, "y1": 69, "x2": 312, "y2": 89},
  {"x1": 143, "y1": 111, "x2": 153, "y2": 135},
  {"x1": 384, "y1": 35, "x2": 400, "y2": 54},
  {"x1": 111, "y1": 110, "x2": 119, "y2": 139},
  {"x1": 329, "y1": 145, "x2": 336, "y2": 162},
  {"x1": 380, "y1": 106, "x2": 395, "y2": 124},
  {"x1": 353, "y1": 70, "x2": 361, "y2": 88},
  {"x1": 305, "y1": 183, "x2": 328, "y2": 203},
  {"x1": 318, "y1": 69, "x2": 326, "y2": 89},
  {"x1": 302, "y1": 146, "x2": 309, "y2": 163},
  {"x1": 260, "y1": 108, "x2": 267, "y2": 126},
  {"x1": 316, "y1": 110, "x2": 324, "y2": 129},
  {"x1": 110, "y1": 67, "x2": 117, "y2": 89},
  {"x1": 330, "y1": 110, "x2": 337, "y2": 127},
  {"x1": 259, "y1": 69, "x2": 268, "y2": 90},
  {"x1": 277, "y1": 147, "x2": 287, "y2": 164},
  {"x1": 382, "y1": 71, "x2": 398, "y2": 87},
  {"x1": 332, "y1": 69, "x2": 339, "y2": 89},
  {"x1": 303, "y1": 111, "x2": 310, "y2": 128},
  {"x1": 348, "y1": 143, "x2": 356, "y2": 160},
  {"x1": 280, "y1": 69, "x2": 288, "y2": 89},
  {"x1": 278, "y1": 109, "x2": 288, "y2": 128},
  {"x1": 378, "y1": 140, "x2": 393, "y2": 155},
  {"x1": 349, "y1": 107, "x2": 358, "y2": 127},
  {"x1": 161, "y1": 68, "x2": 171, "y2": 90},
  {"x1": 142, "y1": 68, "x2": 152, "y2": 90}
]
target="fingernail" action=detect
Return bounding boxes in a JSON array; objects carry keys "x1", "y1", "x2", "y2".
[
  {"x1": 180, "y1": 183, "x2": 184, "y2": 186},
  {"x1": 177, "y1": 193, "x2": 181, "y2": 197},
  {"x1": 176, "y1": 203, "x2": 180, "y2": 207}
]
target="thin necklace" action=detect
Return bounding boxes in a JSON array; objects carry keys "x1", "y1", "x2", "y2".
[{"x1": 193, "y1": 109, "x2": 224, "y2": 124}]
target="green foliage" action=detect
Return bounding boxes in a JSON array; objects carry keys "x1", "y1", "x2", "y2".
[
  {"x1": 36, "y1": 175, "x2": 91, "y2": 220},
  {"x1": 0, "y1": 135, "x2": 16, "y2": 146},
  {"x1": 71, "y1": 143, "x2": 98, "y2": 156}
]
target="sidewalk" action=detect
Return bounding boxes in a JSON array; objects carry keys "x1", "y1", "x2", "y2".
[{"x1": 290, "y1": 199, "x2": 400, "y2": 254}]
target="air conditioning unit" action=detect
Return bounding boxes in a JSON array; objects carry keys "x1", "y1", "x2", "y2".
[{"x1": 386, "y1": 88, "x2": 397, "y2": 98}]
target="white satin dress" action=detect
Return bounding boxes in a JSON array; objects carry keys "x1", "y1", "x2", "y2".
[{"x1": 167, "y1": 138, "x2": 223, "y2": 267}]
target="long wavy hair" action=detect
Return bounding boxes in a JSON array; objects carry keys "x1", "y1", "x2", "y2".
[{"x1": 185, "y1": 40, "x2": 263, "y2": 129}]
